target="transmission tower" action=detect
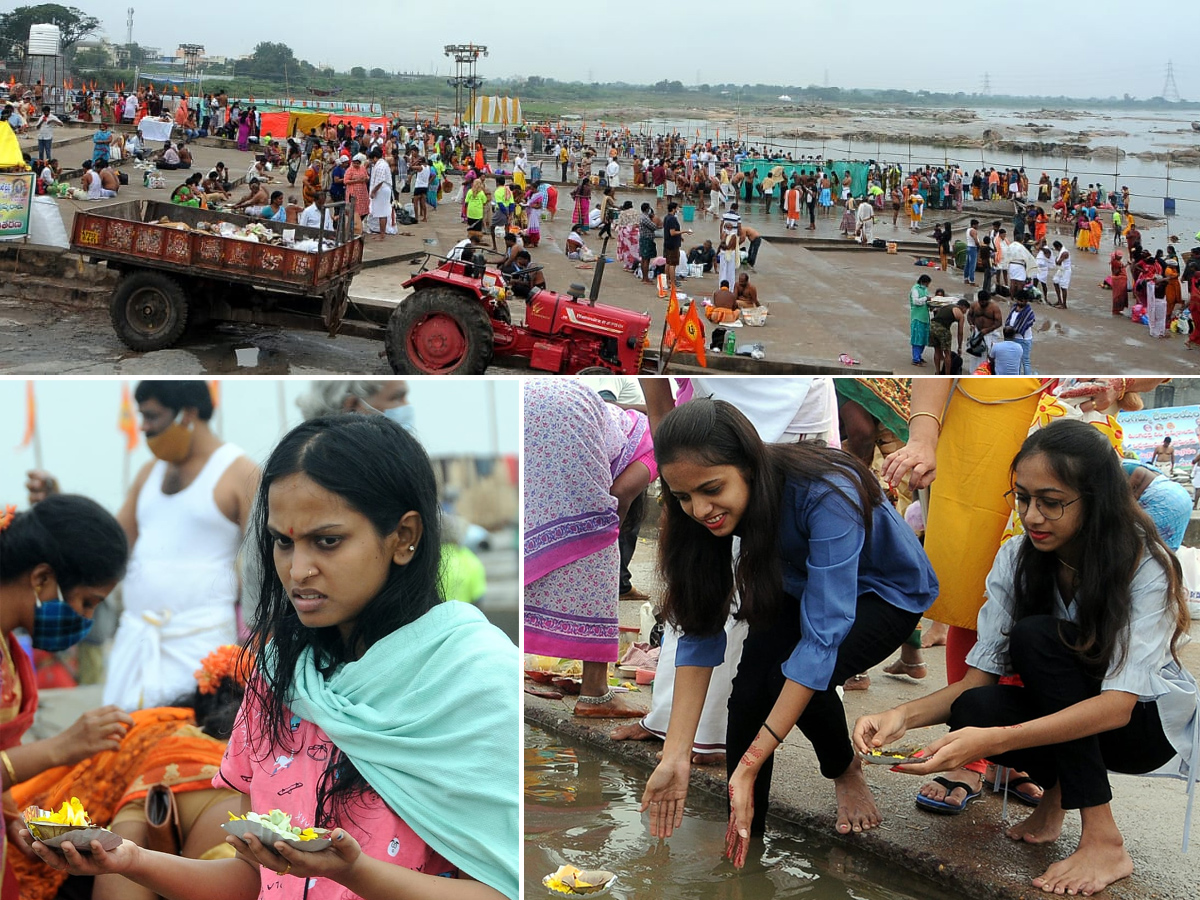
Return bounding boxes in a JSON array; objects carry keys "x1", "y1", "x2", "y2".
[
  {"x1": 126, "y1": 7, "x2": 134, "y2": 47},
  {"x1": 1162, "y1": 61, "x2": 1180, "y2": 102},
  {"x1": 981, "y1": 72, "x2": 991, "y2": 96}
]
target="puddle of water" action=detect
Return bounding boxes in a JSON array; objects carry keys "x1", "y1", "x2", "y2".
[
  {"x1": 186, "y1": 329, "x2": 294, "y2": 375},
  {"x1": 525, "y1": 726, "x2": 950, "y2": 900}
]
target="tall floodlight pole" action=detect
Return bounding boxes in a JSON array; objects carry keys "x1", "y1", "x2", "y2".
[{"x1": 444, "y1": 44, "x2": 487, "y2": 128}]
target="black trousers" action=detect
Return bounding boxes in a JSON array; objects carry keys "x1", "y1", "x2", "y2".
[
  {"x1": 746, "y1": 237, "x2": 763, "y2": 267},
  {"x1": 617, "y1": 490, "x2": 646, "y2": 594},
  {"x1": 949, "y1": 615, "x2": 1176, "y2": 810},
  {"x1": 727, "y1": 592, "x2": 921, "y2": 833}
]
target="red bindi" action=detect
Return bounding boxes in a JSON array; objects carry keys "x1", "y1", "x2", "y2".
[{"x1": 289, "y1": 528, "x2": 294, "y2": 536}]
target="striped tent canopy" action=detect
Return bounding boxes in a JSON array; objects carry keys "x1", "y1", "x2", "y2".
[{"x1": 472, "y1": 96, "x2": 522, "y2": 126}]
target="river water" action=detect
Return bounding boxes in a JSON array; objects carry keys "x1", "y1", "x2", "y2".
[
  {"x1": 525, "y1": 726, "x2": 951, "y2": 900},
  {"x1": 615, "y1": 108, "x2": 1200, "y2": 248}
]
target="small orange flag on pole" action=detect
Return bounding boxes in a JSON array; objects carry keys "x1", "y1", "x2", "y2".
[
  {"x1": 665, "y1": 284, "x2": 684, "y2": 336},
  {"x1": 19, "y1": 381, "x2": 36, "y2": 448},
  {"x1": 679, "y1": 297, "x2": 707, "y2": 367},
  {"x1": 118, "y1": 382, "x2": 139, "y2": 452},
  {"x1": 208, "y1": 381, "x2": 220, "y2": 410}
]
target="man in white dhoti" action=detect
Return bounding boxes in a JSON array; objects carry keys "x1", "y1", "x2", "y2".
[
  {"x1": 367, "y1": 146, "x2": 393, "y2": 242},
  {"x1": 27, "y1": 382, "x2": 258, "y2": 711},
  {"x1": 855, "y1": 199, "x2": 874, "y2": 244}
]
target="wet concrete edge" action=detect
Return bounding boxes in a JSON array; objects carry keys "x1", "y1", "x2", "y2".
[{"x1": 525, "y1": 699, "x2": 1162, "y2": 900}]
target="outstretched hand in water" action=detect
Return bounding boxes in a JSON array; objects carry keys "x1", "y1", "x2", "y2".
[
  {"x1": 724, "y1": 768, "x2": 755, "y2": 868},
  {"x1": 640, "y1": 756, "x2": 690, "y2": 838}
]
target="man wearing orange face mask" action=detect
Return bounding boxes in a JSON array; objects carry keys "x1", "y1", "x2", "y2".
[{"x1": 25, "y1": 381, "x2": 259, "y2": 712}]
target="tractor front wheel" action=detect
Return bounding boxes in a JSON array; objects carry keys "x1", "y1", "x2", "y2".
[{"x1": 386, "y1": 287, "x2": 493, "y2": 375}]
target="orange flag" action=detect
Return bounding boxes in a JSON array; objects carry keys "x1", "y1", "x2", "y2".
[
  {"x1": 665, "y1": 284, "x2": 684, "y2": 336},
  {"x1": 118, "y1": 383, "x2": 138, "y2": 452},
  {"x1": 208, "y1": 381, "x2": 220, "y2": 410},
  {"x1": 679, "y1": 299, "x2": 708, "y2": 366},
  {"x1": 19, "y1": 382, "x2": 36, "y2": 448}
]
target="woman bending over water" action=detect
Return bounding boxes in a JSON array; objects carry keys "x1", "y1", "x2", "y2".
[{"x1": 639, "y1": 398, "x2": 937, "y2": 865}]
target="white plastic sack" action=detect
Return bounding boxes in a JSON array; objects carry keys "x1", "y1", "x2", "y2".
[
  {"x1": 1174, "y1": 546, "x2": 1200, "y2": 618},
  {"x1": 28, "y1": 196, "x2": 70, "y2": 248}
]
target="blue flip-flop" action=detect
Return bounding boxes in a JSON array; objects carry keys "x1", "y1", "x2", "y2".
[{"x1": 915, "y1": 777, "x2": 982, "y2": 815}]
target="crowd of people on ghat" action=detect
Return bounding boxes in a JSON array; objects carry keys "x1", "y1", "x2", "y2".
[
  {"x1": 1, "y1": 380, "x2": 519, "y2": 900},
  {"x1": 7, "y1": 100, "x2": 1199, "y2": 370},
  {"x1": 525, "y1": 375, "x2": 1198, "y2": 899}
]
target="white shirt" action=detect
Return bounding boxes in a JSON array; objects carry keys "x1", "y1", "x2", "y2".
[
  {"x1": 413, "y1": 166, "x2": 431, "y2": 189},
  {"x1": 298, "y1": 203, "x2": 335, "y2": 231},
  {"x1": 969, "y1": 539, "x2": 1198, "y2": 779}
]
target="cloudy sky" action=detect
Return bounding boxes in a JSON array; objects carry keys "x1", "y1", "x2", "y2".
[{"x1": 79, "y1": 1, "x2": 1192, "y2": 100}]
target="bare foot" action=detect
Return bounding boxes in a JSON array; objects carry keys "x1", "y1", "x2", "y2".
[
  {"x1": 1032, "y1": 837, "x2": 1133, "y2": 896},
  {"x1": 691, "y1": 752, "x2": 726, "y2": 767},
  {"x1": 609, "y1": 721, "x2": 654, "y2": 741},
  {"x1": 834, "y1": 760, "x2": 882, "y2": 834},
  {"x1": 921, "y1": 622, "x2": 948, "y2": 648},
  {"x1": 1007, "y1": 785, "x2": 1066, "y2": 844},
  {"x1": 882, "y1": 659, "x2": 927, "y2": 680},
  {"x1": 918, "y1": 768, "x2": 981, "y2": 810},
  {"x1": 843, "y1": 674, "x2": 870, "y2": 691},
  {"x1": 573, "y1": 694, "x2": 647, "y2": 718}
]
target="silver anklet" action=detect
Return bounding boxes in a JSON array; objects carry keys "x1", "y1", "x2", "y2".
[{"x1": 575, "y1": 690, "x2": 615, "y2": 705}]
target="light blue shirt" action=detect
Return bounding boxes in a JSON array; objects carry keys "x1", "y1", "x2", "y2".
[
  {"x1": 969, "y1": 538, "x2": 1197, "y2": 782},
  {"x1": 991, "y1": 340, "x2": 1024, "y2": 374}
]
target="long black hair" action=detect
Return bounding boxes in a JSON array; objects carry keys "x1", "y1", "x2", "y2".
[
  {"x1": 0, "y1": 495, "x2": 128, "y2": 590},
  {"x1": 1009, "y1": 419, "x2": 1190, "y2": 675},
  {"x1": 242, "y1": 414, "x2": 443, "y2": 823},
  {"x1": 167, "y1": 676, "x2": 247, "y2": 741},
  {"x1": 655, "y1": 398, "x2": 883, "y2": 636}
]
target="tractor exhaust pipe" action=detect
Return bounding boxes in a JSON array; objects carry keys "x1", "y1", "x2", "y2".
[{"x1": 588, "y1": 228, "x2": 614, "y2": 306}]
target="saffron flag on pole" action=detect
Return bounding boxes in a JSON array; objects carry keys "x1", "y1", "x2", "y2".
[
  {"x1": 118, "y1": 382, "x2": 139, "y2": 452},
  {"x1": 19, "y1": 381, "x2": 36, "y2": 448},
  {"x1": 665, "y1": 284, "x2": 684, "y2": 336},
  {"x1": 679, "y1": 298, "x2": 708, "y2": 367},
  {"x1": 208, "y1": 381, "x2": 220, "y2": 410}
]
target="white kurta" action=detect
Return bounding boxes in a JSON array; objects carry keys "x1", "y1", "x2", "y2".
[{"x1": 368, "y1": 159, "x2": 392, "y2": 219}]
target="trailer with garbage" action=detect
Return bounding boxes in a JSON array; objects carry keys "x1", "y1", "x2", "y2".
[{"x1": 69, "y1": 199, "x2": 364, "y2": 350}]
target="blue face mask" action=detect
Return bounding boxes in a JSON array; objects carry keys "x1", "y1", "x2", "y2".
[
  {"x1": 32, "y1": 585, "x2": 95, "y2": 652},
  {"x1": 381, "y1": 404, "x2": 416, "y2": 434}
]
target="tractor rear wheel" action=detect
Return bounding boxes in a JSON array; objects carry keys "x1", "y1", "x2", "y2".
[
  {"x1": 109, "y1": 270, "x2": 189, "y2": 351},
  {"x1": 386, "y1": 287, "x2": 493, "y2": 375}
]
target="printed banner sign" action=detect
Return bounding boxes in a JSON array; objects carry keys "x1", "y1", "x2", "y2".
[
  {"x1": 1118, "y1": 404, "x2": 1200, "y2": 477},
  {"x1": 0, "y1": 172, "x2": 35, "y2": 238}
]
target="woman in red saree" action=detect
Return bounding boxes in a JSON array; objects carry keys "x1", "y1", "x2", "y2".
[
  {"x1": 1110, "y1": 251, "x2": 1129, "y2": 315},
  {"x1": 1, "y1": 497, "x2": 131, "y2": 899}
]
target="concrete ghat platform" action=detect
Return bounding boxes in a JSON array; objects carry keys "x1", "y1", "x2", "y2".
[{"x1": 525, "y1": 634, "x2": 1200, "y2": 900}]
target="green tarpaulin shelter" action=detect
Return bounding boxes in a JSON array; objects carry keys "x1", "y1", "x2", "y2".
[{"x1": 740, "y1": 159, "x2": 871, "y2": 198}]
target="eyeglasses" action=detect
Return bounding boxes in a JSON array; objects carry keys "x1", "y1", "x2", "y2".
[{"x1": 1003, "y1": 490, "x2": 1082, "y2": 521}]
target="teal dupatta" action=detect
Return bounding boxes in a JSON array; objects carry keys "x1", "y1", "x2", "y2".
[{"x1": 283, "y1": 602, "x2": 519, "y2": 899}]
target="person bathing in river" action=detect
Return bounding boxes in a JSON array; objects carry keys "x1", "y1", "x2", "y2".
[{"x1": 639, "y1": 399, "x2": 937, "y2": 866}]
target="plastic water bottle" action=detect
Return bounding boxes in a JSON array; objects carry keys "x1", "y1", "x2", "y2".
[
  {"x1": 723, "y1": 329, "x2": 737, "y2": 356},
  {"x1": 638, "y1": 601, "x2": 657, "y2": 644}
]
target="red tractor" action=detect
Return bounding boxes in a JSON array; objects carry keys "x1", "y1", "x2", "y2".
[{"x1": 385, "y1": 250, "x2": 652, "y2": 375}]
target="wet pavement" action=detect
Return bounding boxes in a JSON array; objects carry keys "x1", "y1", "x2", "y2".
[
  {"x1": 525, "y1": 529, "x2": 1200, "y2": 900},
  {"x1": 527, "y1": 724, "x2": 952, "y2": 900}
]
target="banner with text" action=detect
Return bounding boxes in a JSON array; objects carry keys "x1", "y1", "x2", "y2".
[
  {"x1": 1118, "y1": 404, "x2": 1200, "y2": 476},
  {"x1": 0, "y1": 172, "x2": 35, "y2": 238}
]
